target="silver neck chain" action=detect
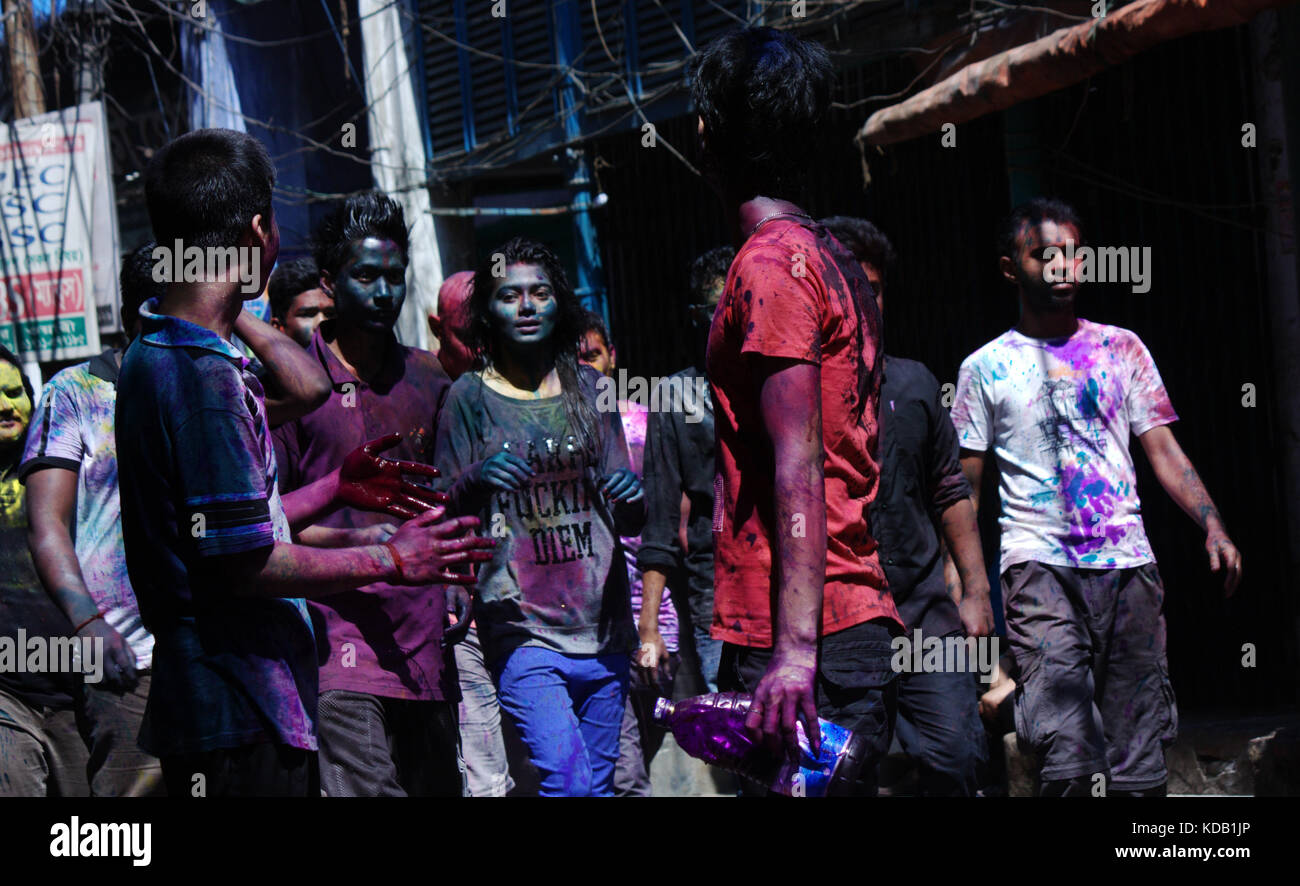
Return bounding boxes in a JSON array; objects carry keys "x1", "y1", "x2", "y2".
[{"x1": 745, "y1": 209, "x2": 812, "y2": 238}]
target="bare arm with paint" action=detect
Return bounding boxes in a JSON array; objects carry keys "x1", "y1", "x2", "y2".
[
  {"x1": 208, "y1": 509, "x2": 493, "y2": 600},
  {"x1": 1138, "y1": 424, "x2": 1242, "y2": 596},
  {"x1": 958, "y1": 449, "x2": 986, "y2": 517},
  {"x1": 235, "y1": 309, "x2": 331, "y2": 429},
  {"x1": 927, "y1": 381, "x2": 992, "y2": 637},
  {"x1": 746, "y1": 357, "x2": 826, "y2": 759},
  {"x1": 25, "y1": 468, "x2": 139, "y2": 689},
  {"x1": 939, "y1": 498, "x2": 993, "y2": 637},
  {"x1": 296, "y1": 523, "x2": 397, "y2": 548},
  {"x1": 946, "y1": 449, "x2": 988, "y2": 613},
  {"x1": 636, "y1": 569, "x2": 671, "y2": 682}
]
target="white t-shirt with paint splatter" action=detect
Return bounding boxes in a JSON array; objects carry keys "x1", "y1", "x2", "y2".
[{"x1": 951, "y1": 319, "x2": 1178, "y2": 573}]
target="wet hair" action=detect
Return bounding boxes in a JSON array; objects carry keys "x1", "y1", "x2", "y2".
[
  {"x1": 120, "y1": 241, "x2": 165, "y2": 332},
  {"x1": 578, "y1": 309, "x2": 612, "y2": 350},
  {"x1": 468, "y1": 237, "x2": 602, "y2": 456},
  {"x1": 998, "y1": 197, "x2": 1085, "y2": 261},
  {"x1": 268, "y1": 257, "x2": 322, "y2": 321},
  {"x1": 145, "y1": 128, "x2": 275, "y2": 250},
  {"x1": 688, "y1": 246, "x2": 735, "y2": 306},
  {"x1": 819, "y1": 216, "x2": 896, "y2": 272},
  {"x1": 312, "y1": 191, "x2": 410, "y2": 280},
  {"x1": 0, "y1": 343, "x2": 34, "y2": 465},
  {"x1": 689, "y1": 27, "x2": 833, "y2": 199}
]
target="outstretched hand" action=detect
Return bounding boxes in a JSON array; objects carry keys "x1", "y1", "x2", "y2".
[
  {"x1": 339, "y1": 434, "x2": 448, "y2": 519},
  {"x1": 386, "y1": 507, "x2": 495, "y2": 585}
]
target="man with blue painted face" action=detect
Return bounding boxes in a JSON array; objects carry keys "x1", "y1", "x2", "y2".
[{"x1": 273, "y1": 191, "x2": 467, "y2": 796}]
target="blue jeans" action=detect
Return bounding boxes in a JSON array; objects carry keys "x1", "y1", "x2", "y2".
[{"x1": 493, "y1": 647, "x2": 630, "y2": 797}]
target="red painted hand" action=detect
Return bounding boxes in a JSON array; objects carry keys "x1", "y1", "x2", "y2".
[{"x1": 338, "y1": 433, "x2": 449, "y2": 520}]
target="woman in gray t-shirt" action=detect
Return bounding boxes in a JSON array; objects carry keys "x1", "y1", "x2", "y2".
[{"x1": 434, "y1": 237, "x2": 644, "y2": 796}]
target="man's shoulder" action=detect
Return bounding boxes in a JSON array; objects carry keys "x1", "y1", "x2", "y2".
[
  {"x1": 42, "y1": 361, "x2": 100, "y2": 400},
  {"x1": 400, "y1": 343, "x2": 450, "y2": 378},
  {"x1": 396, "y1": 342, "x2": 453, "y2": 398},
  {"x1": 656, "y1": 366, "x2": 704, "y2": 393},
  {"x1": 120, "y1": 338, "x2": 246, "y2": 413},
  {"x1": 732, "y1": 222, "x2": 819, "y2": 276},
  {"x1": 959, "y1": 330, "x2": 1017, "y2": 372},
  {"x1": 1081, "y1": 318, "x2": 1146, "y2": 352},
  {"x1": 886, "y1": 355, "x2": 939, "y2": 388}
]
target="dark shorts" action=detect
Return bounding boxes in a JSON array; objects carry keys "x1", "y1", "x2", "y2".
[
  {"x1": 1002, "y1": 560, "x2": 1178, "y2": 791},
  {"x1": 718, "y1": 618, "x2": 899, "y2": 796}
]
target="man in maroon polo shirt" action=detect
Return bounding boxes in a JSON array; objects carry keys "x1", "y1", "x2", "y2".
[{"x1": 274, "y1": 191, "x2": 463, "y2": 796}]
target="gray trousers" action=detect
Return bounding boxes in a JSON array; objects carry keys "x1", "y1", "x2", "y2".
[
  {"x1": 79, "y1": 674, "x2": 165, "y2": 797},
  {"x1": 0, "y1": 686, "x2": 88, "y2": 797},
  {"x1": 0, "y1": 677, "x2": 163, "y2": 797},
  {"x1": 317, "y1": 690, "x2": 461, "y2": 797},
  {"x1": 1003, "y1": 561, "x2": 1178, "y2": 792},
  {"x1": 454, "y1": 624, "x2": 515, "y2": 797}
]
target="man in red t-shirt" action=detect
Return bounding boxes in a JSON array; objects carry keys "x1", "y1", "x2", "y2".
[{"x1": 691, "y1": 27, "x2": 902, "y2": 794}]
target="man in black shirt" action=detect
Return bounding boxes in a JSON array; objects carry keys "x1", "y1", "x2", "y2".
[
  {"x1": 822, "y1": 216, "x2": 995, "y2": 796},
  {"x1": 635, "y1": 247, "x2": 733, "y2": 693}
]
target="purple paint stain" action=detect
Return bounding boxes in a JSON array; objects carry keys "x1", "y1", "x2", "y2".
[{"x1": 1059, "y1": 457, "x2": 1123, "y2": 559}]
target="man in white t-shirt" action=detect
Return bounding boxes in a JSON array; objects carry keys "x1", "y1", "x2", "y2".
[{"x1": 951, "y1": 198, "x2": 1242, "y2": 797}]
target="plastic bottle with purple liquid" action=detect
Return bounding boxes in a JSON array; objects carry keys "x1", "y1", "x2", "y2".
[{"x1": 652, "y1": 692, "x2": 867, "y2": 797}]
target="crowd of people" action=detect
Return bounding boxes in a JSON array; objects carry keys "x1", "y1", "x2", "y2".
[{"x1": 0, "y1": 25, "x2": 1242, "y2": 798}]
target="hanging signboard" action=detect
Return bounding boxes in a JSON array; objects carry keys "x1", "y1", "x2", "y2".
[{"x1": 0, "y1": 101, "x2": 118, "y2": 361}]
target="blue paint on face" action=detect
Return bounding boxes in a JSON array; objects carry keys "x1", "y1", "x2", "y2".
[
  {"x1": 331, "y1": 236, "x2": 408, "y2": 333},
  {"x1": 489, "y1": 263, "x2": 559, "y2": 350}
]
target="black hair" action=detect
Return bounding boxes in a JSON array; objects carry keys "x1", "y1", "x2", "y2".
[
  {"x1": 313, "y1": 191, "x2": 410, "y2": 280},
  {"x1": 268, "y1": 257, "x2": 322, "y2": 321},
  {"x1": 468, "y1": 237, "x2": 602, "y2": 456},
  {"x1": 819, "y1": 216, "x2": 896, "y2": 271},
  {"x1": 687, "y1": 246, "x2": 735, "y2": 306},
  {"x1": 120, "y1": 241, "x2": 164, "y2": 332},
  {"x1": 689, "y1": 26, "x2": 834, "y2": 199},
  {"x1": 578, "y1": 309, "x2": 612, "y2": 350},
  {"x1": 0, "y1": 343, "x2": 34, "y2": 468},
  {"x1": 145, "y1": 128, "x2": 275, "y2": 249},
  {"x1": 997, "y1": 197, "x2": 1085, "y2": 261}
]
